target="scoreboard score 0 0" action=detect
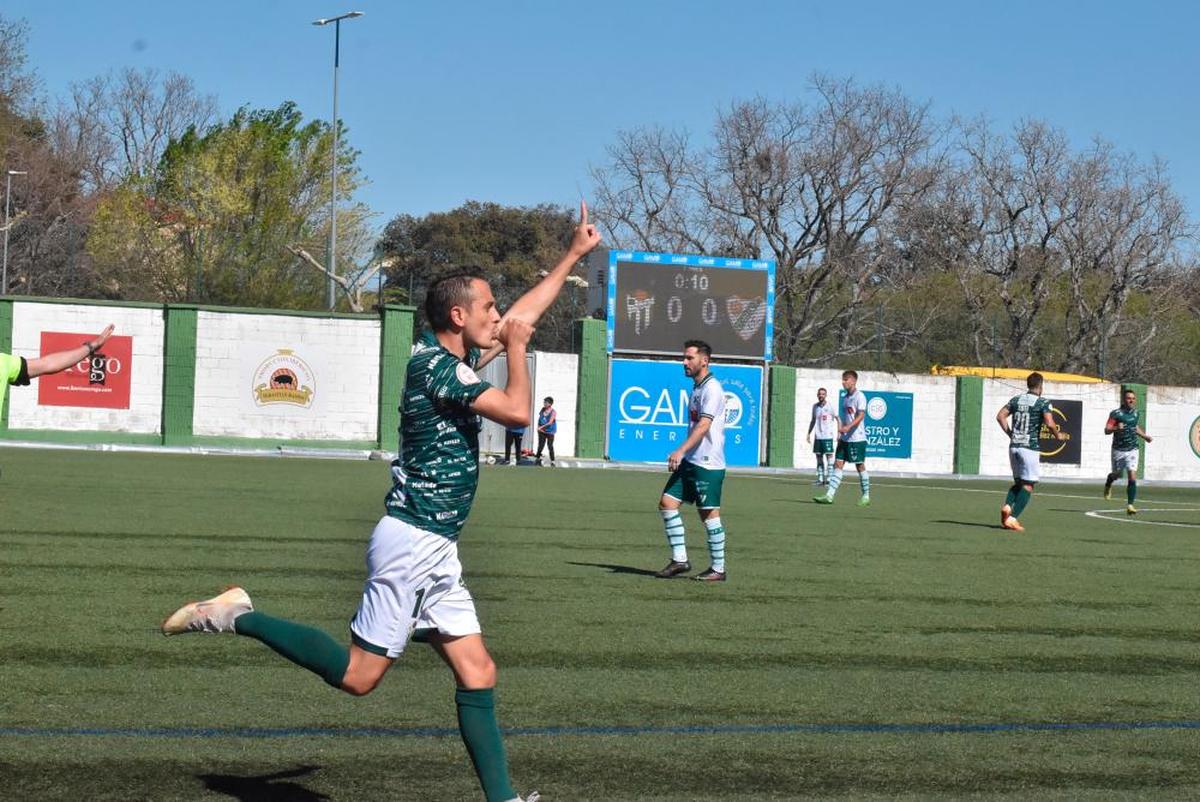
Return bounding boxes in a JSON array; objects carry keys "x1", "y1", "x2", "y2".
[{"x1": 605, "y1": 250, "x2": 775, "y2": 360}]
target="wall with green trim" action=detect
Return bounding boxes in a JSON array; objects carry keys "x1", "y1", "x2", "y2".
[{"x1": 0, "y1": 296, "x2": 414, "y2": 450}]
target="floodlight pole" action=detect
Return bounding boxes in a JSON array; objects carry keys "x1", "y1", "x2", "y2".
[
  {"x1": 313, "y1": 11, "x2": 364, "y2": 311},
  {"x1": 3, "y1": 170, "x2": 28, "y2": 296}
]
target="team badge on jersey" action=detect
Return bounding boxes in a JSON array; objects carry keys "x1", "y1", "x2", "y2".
[{"x1": 455, "y1": 363, "x2": 481, "y2": 385}]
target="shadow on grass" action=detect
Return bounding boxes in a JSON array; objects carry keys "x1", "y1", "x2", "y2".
[
  {"x1": 566, "y1": 561, "x2": 659, "y2": 576},
  {"x1": 198, "y1": 765, "x2": 329, "y2": 801},
  {"x1": 933, "y1": 520, "x2": 1003, "y2": 531}
]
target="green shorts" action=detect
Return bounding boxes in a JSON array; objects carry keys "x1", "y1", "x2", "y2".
[
  {"x1": 835, "y1": 440, "x2": 867, "y2": 465},
  {"x1": 812, "y1": 438, "x2": 834, "y2": 455},
  {"x1": 661, "y1": 461, "x2": 725, "y2": 509}
]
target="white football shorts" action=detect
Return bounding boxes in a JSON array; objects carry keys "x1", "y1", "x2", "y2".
[
  {"x1": 1111, "y1": 448, "x2": 1139, "y2": 474},
  {"x1": 1009, "y1": 446, "x2": 1041, "y2": 483},
  {"x1": 350, "y1": 515, "x2": 481, "y2": 658}
]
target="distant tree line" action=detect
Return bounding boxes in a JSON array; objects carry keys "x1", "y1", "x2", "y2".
[{"x1": 2, "y1": 16, "x2": 1197, "y2": 380}]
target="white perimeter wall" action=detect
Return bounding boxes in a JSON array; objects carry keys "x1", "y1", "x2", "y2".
[
  {"x1": 792, "y1": 369, "x2": 956, "y2": 474},
  {"x1": 1146, "y1": 385, "x2": 1200, "y2": 482},
  {"x1": 533, "y1": 351, "x2": 578, "y2": 458},
  {"x1": 192, "y1": 312, "x2": 380, "y2": 440},
  {"x1": 7, "y1": 302, "x2": 164, "y2": 433},
  {"x1": 979, "y1": 378, "x2": 1121, "y2": 481}
]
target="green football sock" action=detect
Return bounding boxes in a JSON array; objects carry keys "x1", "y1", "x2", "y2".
[
  {"x1": 456, "y1": 688, "x2": 517, "y2": 802},
  {"x1": 1011, "y1": 487, "x2": 1032, "y2": 519},
  {"x1": 1127, "y1": 480, "x2": 1137, "y2": 505},
  {"x1": 1004, "y1": 484, "x2": 1019, "y2": 508},
  {"x1": 233, "y1": 611, "x2": 349, "y2": 688}
]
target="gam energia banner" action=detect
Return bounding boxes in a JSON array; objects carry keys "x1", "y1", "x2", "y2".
[{"x1": 607, "y1": 358, "x2": 763, "y2": 467}]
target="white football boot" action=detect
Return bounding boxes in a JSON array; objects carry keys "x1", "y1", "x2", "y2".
[{"x1": 161, "y1": 586, "x2": 253, "y2": 636}]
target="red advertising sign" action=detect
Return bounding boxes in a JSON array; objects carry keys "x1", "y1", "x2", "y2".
[{"x1": 37, "y1": 332, "x2": 133, "y2": 409}]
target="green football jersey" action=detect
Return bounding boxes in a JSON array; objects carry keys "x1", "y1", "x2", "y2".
[
  {"x1": 1108, "y1": 406, "x2": 1141, "y2": 451},
  {"x1": 385, "y1": 331, "x2": 492, "y2": 539},
  {"x1": 1006, "y1": 392, "x2": 1052, "y2": 450}
]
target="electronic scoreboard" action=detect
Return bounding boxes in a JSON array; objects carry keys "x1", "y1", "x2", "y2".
[{"x1": 601, "y1": 250, "x2": 775, "y2": 360}]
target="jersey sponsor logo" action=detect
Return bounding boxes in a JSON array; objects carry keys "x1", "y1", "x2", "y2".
[
  {"x1": 455, "y1": 363, "x2": 481, "y2": 385},
  {"x1": 435, "y1": 510, "x2": 458, "y2": 521},
  {"x1": 252, "y1": 350, "x2": 315, "y2": 408}
]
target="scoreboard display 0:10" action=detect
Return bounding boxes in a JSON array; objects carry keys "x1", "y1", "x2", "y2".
[{"x1": 613, "y1": 260, "x2": 770, "y2": 359}]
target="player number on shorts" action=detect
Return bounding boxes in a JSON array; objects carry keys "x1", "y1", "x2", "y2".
[{"x1": 411, "y1": 587, "x2": 427, "y2": 619}]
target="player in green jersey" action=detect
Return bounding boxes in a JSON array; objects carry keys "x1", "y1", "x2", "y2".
[
  {"x1": 161, "y1": 204, "x2": 600, "y2": 802},
  {"x1": 1, "y1": 324, "x2": 115, "y2": 420},
  {"x1": 995, "y1": 372, "x2": 1063, "y2": 532},
  {"x1": 1103, "y1": 388, "x2": 1152, "y2": 515}
]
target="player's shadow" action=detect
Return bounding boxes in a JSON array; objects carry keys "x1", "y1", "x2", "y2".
[
  {"x1": 933, "y1": 520, "x2": 1004, "y2": 531},
  {"x1": 566, "y1": 561, "x2": 660, "y2": 577},
  {"x1": 197, "y1": 765, "x2": 329, "y2": 801}
]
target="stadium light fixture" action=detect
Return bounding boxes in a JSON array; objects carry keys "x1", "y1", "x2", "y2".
[{"x1": 312, "y1": 11, "x2": 364, "y2": 311}]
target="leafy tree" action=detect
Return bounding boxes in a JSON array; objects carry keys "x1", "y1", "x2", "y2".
[
  {"x1": 376, "y1": 201, "x2": 589, "y2": 351},
  {"x1": 87, "y1": 102, "x2": 370, "y2": 307}
]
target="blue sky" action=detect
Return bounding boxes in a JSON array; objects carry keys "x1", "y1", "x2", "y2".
[{"x1": 9, "y1": 1, "x2": 1200, "y2": 233}]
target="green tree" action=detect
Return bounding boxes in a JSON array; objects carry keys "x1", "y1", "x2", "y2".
[
  {"x1": 87, "y1": 101, "x2": 369, "y2": 308},
  {"x1": 376, "y1": 201, "x2": 589, "y2": 352}
]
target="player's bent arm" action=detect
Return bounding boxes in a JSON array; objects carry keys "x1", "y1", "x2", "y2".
[
  {"x1": 1042, "y1": 411, "x2": 1063, "y2": 439},
  {"x1": 1137, "y1": 426, "x2": 1152, "y2": 442},
  {"x1": 471, "y1": 387, "x2": 530, "y2": 429},
  {"x1": 996, "y1": 406, "x2": 1012, "y2": 435},
  {"x1": 1104, "y1": 418, "x2": 1117, "y2": 435},
  {"x1": 470, "y1": 346, "x2": 532, "y2": 428}
]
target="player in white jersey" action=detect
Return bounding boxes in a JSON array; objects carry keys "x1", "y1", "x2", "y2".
[
  {"x1": 814, "y1": 370, "x2": 871, "y2": 506},
  {"x1": 806, "y1": 387, "x2": 837, "y2": 485},
  {"x1": 655, "y1": 340, "x2": 730, "y2": 582}
]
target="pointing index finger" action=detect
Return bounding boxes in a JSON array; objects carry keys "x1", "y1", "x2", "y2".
[{"x1": 580, "y1": 200, "x2": 588, "y2": 227}]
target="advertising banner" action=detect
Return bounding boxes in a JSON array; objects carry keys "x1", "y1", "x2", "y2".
[
  {"x1": 846, "y1": 390, "x2": 914, "y2": 459},
  {"x1": 36, "y1": 331, "x2": 133, "y2": 409},
  {"x1": 1040, "y1": 398, "x2": 1083, "y2": 464},
  {"x1": 607, "y1": 358, "x2": 763, "y2": 466}
]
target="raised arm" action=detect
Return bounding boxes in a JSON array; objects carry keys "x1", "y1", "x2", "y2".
[
  {"x1": 25, "y1": 325, "x2": 115, "y2": 378},
  {"x1": 476, "y1": 201, "x2": 601, "y2": 369}
]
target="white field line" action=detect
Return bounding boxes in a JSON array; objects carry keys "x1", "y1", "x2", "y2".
[{"x1": 1084, "y1": 508, "x2": 1200, "y2": 530}]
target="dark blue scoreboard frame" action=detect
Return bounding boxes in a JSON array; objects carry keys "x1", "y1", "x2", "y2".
[{"x1": 605, "y1": 250, "x2": 776, "y2": 361}]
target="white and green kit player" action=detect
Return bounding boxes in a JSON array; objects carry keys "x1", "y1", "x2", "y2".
[
  {"x1": 995, "y1": 372, "x2": 1063, "y2": 532},
  {"x1": 655, "y1": 339, "x2": 729, "y2": 582},
  {"x1": 806, "y1": 387, "x2": 837, "y2": 485},
  {"x1": 161, "y1": 205, "x2": 601, "y2": 802},
  {"x1": 814, "y1": 370, "x2": 871, "y2": 506},
  {"x1": 1103, "y1": 387, "x2": 1152, "y2": 515}
]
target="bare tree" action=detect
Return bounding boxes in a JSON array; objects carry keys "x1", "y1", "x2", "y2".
[
  {"x1": 56, "y1": 68, "x2": 217, "y2": 190},
  {"x1": 1057, "y1": 146, "x2": 1191, "y2": 375},
  {"x1": 592, "y1": 76, "x2": 943, "y2": 365}
]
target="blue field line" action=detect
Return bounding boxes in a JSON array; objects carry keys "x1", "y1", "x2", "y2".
[{"x1": 5, "y1": 719, "x2": 1200, "y2": 740}]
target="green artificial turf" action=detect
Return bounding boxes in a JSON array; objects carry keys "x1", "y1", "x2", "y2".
[{"x1": 2, "y1": 448, "x2": 1199, "y2": 800}]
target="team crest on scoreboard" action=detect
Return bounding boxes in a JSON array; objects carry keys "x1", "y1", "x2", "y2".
[
  {"x1": 252, "y1": 349, "x2": 316, "y2": 408},
  {"x1": 726, "y1": 296, "x2": 766, "y2": 341}
]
